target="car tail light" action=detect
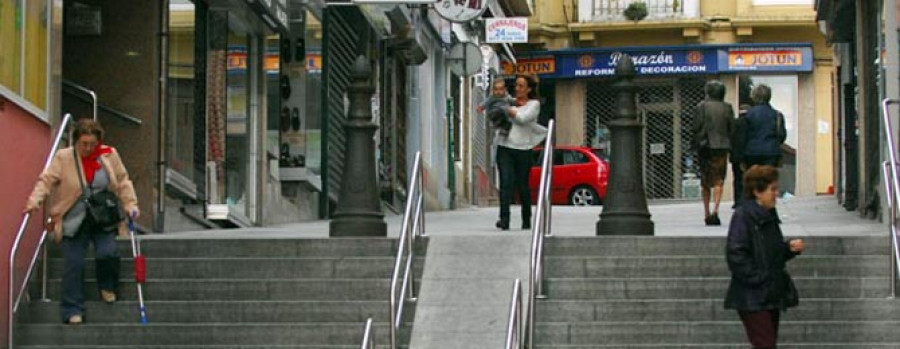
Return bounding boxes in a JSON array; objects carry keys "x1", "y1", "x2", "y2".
[{"x1": 597, "y1": 161, "x2": 607, "y2": 179}]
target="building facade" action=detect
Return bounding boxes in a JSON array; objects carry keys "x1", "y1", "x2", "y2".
[{"x1": 517, "y1": 0, "x2": 833, "y2": 201}]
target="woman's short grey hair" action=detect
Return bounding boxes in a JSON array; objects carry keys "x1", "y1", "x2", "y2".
[{"x1": 750, "y1": 84, "x2": 772, "y2": 104}]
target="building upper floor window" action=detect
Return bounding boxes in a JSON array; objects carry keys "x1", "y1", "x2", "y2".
[{"x1": 752, "y1": 0, "x2": 813, "y2": 5}]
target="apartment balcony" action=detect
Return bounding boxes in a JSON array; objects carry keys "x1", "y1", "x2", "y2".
[{"x1": 578, "y1": 0, "x2": 700, "y2": 22}]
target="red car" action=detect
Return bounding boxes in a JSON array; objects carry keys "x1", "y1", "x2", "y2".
[{"x1": 529, "y1": 146, "x2": 609, "y2": 206}]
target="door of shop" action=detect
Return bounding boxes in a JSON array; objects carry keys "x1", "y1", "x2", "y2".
[{"x1": 585, "y1": 77, "x2": 706, "y2": 200}]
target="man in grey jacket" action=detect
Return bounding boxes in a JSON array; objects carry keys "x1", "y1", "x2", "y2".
[{"x1": 693, "y1": 80, "x2": 735, "y2": 226}]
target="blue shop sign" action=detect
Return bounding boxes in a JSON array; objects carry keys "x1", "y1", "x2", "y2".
[
  {"x1": 521, "y1": 44, "x2": 815, "y2": 79},
  {"x1": 555, "y1": 48, "x2": 718, "y2": 78}
]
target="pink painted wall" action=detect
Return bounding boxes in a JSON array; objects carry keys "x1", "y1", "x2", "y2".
[{"x1": 0, "y1": 96, "x2": 52, "y2": 347}]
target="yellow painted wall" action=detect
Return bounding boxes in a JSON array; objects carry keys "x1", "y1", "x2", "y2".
[
  {"x1": 814, "y1": 63, "x2": 834, "y2": 194},
  {"x1": 555, "y1": 80, "x2": 586, "y2": 146}
]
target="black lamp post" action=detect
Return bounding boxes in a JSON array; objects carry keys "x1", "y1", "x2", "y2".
[
  {"x1": 329, "y1": 56, "x2": 387, "y2": 237},
  {"x1": 596, "y1": 54, "x2": 654, "y2": 236}
]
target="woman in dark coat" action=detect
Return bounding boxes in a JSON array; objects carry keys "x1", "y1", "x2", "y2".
[{"x1": 725, "y1": 165, "x2": 805, "y2": 348}]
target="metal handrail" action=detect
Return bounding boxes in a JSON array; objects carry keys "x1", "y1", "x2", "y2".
[
  {"x1": 63, "y1": 80, "x2": 143, "y2": 126},
  {"x1": 525, "y1": 119, "x2": 555, "y2": 348},
  {"x1": 504, "y1": 279, "x2": 523, "y2": 349},
  {"x1": 9, "y1": 113, "x2": 73, "y2": 349},
  {"x1": 389, "y1": 151, "x2": 426, "y2": 349},
  {"x1": 62, "y1": 80, "x2": 97, "y2": 121},
  {"x1": 360, "y1": 317, "x2": 375, "y2": 349},
  {"x1": 880, "y1": 98, "x2": 900, "y2": 298},
  {"x1": 881, "y1": 161, "x2": 899, "y2": 298}
]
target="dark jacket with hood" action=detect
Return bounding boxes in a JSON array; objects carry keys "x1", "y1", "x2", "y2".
[{"x1": 725, "y1": 200, "x2": 800, "y2": 311}]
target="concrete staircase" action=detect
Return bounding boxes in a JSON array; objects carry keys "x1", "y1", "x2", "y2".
[
  {"x1": 15, "y1": 238, "x2": 424, "y2": 348},
  {"x1": 535, "y1": 236, "x2": 900, "y2": 348}
]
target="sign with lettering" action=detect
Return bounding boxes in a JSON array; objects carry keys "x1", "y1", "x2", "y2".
[
  {"x1": 719, "y1": 46, "x2": 813, "y2": 72},
  {"x1": 516, "y1": 44, "x2": 814, "y2": 79},
  {"x1": 486, "y1": 17, "x2": 528, "y2": 43},
  {"x1": 501, "y1": 58, "x2": 556, "y2": 75},
  {"x1": 555, "y1": 49, "x2": 717, "y2": 78}
]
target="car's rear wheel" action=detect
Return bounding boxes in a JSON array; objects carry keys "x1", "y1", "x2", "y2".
[{"x1": 569, "y1": 186, "x2": 600, "y2": 206}]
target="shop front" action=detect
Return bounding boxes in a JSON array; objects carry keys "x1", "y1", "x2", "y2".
[
  {"x1": 506, "y1": 43, "x2": 822, "y2": 199},
  {"x1": 165, "y1": 0, "x2": 288, "y2": 228}
]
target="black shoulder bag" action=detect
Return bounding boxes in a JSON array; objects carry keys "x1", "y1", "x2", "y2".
[{"x1": 74, "y1": 150, "x2": 125, "y2": 232}]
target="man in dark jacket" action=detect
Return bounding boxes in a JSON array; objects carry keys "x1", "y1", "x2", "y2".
[
  {"x1": 693, "y1": 80, "x2": 735, "y2": 226},
  {"x1": 741, "y1": 84, "x2": 787, "y2": 168},
  {"x1": 726, "y1": 165, "x2": 804, "y2": 348}
]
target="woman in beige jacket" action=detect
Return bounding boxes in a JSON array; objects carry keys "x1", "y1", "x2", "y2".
[{"x1": 24, "y1": 119, "x2": 139, "y2": 324}]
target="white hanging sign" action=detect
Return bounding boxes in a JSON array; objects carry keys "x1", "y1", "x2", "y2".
[
  {"x1": 434, "y1": 0, "x2": 489, "y2": 23},
  {"x1": 485, "y1": 17, "x2": 528, "y2": 43}
]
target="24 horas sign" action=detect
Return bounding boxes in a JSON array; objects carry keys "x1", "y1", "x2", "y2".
[{"x1": 486, "y1": 17, "x2": 528, "y2": 43}]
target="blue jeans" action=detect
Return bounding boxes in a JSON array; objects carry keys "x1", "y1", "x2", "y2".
[{"x1": 60, "y1": 217, "x2": 120, "y2": 322}]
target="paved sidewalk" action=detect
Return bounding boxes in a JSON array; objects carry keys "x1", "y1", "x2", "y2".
[{"x1": 143, "y1": 195, "x2": 884, "y2": 239}]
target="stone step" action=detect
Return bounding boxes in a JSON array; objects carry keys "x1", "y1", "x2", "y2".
[
  {"x1": 45, "y1": 238, "x2": 428, "y2": 258},
  {"x1": 19, "y1": 300, "x2": 415, "y2": 324},
  {"x1": 544, "y1": 277, "x2": 890, "y2": 299},
  {"x1": 534, "y1": 321, "x2": 900, "y2": 345},
  {"x1": 40, "y1": 279, "x2": 422, "y2": 301},
  {"x1": 16, "y1": 344, "x2": 409, "y2": 349},
  {"x1": 532, "y1": 344, "x2": 900, "y2": 348},
  {"x1": 43, "y1": 257, "x2": 425, "y2": 279},
  {"x1": 16, "y1": 323, "x2": 411, "y2": 346},
  {"x1": 544, "y1": 255, "x2": 887, "y2": 278},
  {"x1": 536, "y1": 298, "x2": 900, "y2": 322},
  {"x1": 544, "y1": 236, "x2": 887, "y2": 257}
]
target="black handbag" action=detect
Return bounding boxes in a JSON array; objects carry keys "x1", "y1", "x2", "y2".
[{"x1": 74, "y1": 150, "x2": 124, "y2": 232}]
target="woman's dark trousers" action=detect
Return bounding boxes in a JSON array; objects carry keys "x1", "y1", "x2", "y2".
[
  {"x1": 732, "y1": 162, "x2": 744, "y2": 208},
  {"x1": 60, "y1": 217, "x2": 120, "y2": 322},
  {"x1": 497, "y1": 145, "x2": 532, "y2": 225},
  {"x1": 738, "y1": 310, "x2": 781, "y2": 349}
]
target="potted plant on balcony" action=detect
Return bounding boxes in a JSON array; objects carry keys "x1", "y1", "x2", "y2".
[{"x1": 623, "y1": 1, "x2": 648, "y2": 21}]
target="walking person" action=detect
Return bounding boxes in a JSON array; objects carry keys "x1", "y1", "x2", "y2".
[
  {"x1": 741, "y1": 84, "x2": 787, "y2": 168},
  {"x1": 731, "y1": 104, "x2": 750, "y2": 209},
  {"x1": 693, "y1": 80, "x2": 735, "y2": 226},
  {"x1": 725, "y1": 165, "x2": 805, "y2": 349},
  {"x1": 24, "y1": 118, "x2": 139, "y2": 324},
  {"x1": 495, "y1": 74, "x2": 546, "y2": 230}
]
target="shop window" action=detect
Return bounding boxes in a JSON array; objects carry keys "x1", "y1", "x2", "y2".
[
  {"x1": 737, "y1": 74, "x2": 799, "y2": 194},
  {"x1": 1, "y1": 0, "x2": 52, "y2": 114},
  {"x1": 24, "y1": 0, "x2": 48, "y2": 109},
  {"x1": 225, "y1": 25, "x2": 251, "y2": 218},
  {"x1": 265, "y1": 35, "x2": 281, "y2": 171},
  {"x1": 0, "y1": 0, "x2": 22, "y2": 94},
  {"x1": 167, "y1": 0, "x2": 197, "y2": 187}
]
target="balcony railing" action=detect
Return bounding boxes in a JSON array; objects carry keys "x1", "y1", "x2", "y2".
[{"x1": 580, "y1": 0, "x2": 700, "y2": 22}]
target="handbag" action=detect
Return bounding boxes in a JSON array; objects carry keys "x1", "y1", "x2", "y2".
[
  {"x1": 782, "y1": 271, "x2": 799, "y2": 307},
  {"x1": 74, "y1": 150, "x2": 124, "y2": 232}
]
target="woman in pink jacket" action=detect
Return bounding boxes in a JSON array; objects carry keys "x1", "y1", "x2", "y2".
[{"x1": 24, "y1": 118, "x2": 139, "y2": 324}]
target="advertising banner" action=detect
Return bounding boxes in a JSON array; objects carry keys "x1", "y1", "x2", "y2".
[
  {"x1": 718, "y1": 46, "x2": 813, "y2": 72},
  {"x1": 512, "y1": 44, "x2": 815, "y2": 79}
]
